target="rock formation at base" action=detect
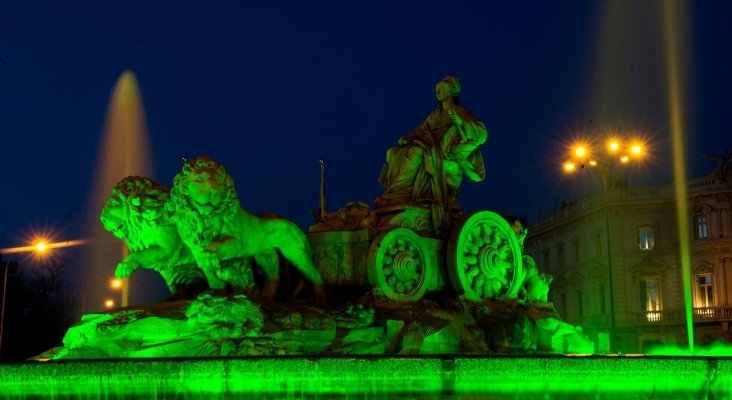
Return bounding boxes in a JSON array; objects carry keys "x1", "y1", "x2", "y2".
[{"x1": 44, "y1": 292, "x2": 593, "y2": 360}]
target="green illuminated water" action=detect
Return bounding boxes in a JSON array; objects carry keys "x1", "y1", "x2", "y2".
[{"x1": 1, "y1": 356, "x2": 730, "y2": 399}]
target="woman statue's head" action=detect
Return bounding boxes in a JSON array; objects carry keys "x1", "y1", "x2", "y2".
[{"x1": 435, "y1": 75, "x2": 461, "y2": 102}]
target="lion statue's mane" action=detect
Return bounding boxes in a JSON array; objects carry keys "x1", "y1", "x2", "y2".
[
  {"x1": 169, "y1": 156, "x2": 326, "y2": 302},
  {"x1": 100, "y1": 176, "x2": 206, "y2": 294},
  {"x1": 107, "y1": 176, "x2": 173, "y2": 249},
  {"x1": 169, "y1": 157, "x2": 238, "y2": 251}
]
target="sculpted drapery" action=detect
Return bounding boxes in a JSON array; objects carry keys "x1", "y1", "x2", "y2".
[{"x1": 377, "y1": 76, "x2": 487, "y2": 231}]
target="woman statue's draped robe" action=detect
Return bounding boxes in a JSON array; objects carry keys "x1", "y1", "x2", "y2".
[{"x1": 377, "y1": 104, "x2": 487, "y2": 231}]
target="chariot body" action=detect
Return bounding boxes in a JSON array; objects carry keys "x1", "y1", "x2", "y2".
[{"x1": 308, "y1": 205, "x2": 525, "y2": 303}]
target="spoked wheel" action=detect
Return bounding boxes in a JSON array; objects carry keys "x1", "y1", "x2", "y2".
[
  {"x1": 447, "y1": 211, "x2": 523, "y2": 301},
  {"x1": 367, "y1": 228, "x2": 434, "y2": 302}
]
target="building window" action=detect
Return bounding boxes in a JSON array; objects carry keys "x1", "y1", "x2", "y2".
[
  {"x1": 598, "y1": 284, "x2": 606, "y2": 314},
  {"x1": 638, "y1": 227, "x2": 654, "y2": 250},
  {"x1": 694, "y1": 216, "x2": 709, "y2": 240},
  {"x1": 556, "y1": 243, "x2": 566, "y2": 268},
  {"x1": 595, "y1": 233, "x2": 602, "y2": 257},
  {"x1": 695, "y1": 273, "x2": 714, "y2": 308},
  {"x1": 640, "y1": 277, "x2": 662, "y2": 321}
]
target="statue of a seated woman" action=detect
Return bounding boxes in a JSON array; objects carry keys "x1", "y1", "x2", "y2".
[{"x1": 376, "y1": 76, "x2": 488, "y2": 232}]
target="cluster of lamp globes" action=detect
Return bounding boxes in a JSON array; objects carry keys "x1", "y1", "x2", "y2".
[{"x1": 563, "y1": 138, "x2": 646, "y2": 173}]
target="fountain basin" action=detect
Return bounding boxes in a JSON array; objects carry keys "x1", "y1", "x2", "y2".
[{"x1": 0, "y1": 355, "x2": 728, "y2": 399}]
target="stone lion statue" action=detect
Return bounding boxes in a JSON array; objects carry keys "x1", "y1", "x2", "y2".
[
  {"x1": 169, "y1": 156, "x2": 326, "y2": 302},
  {"x1": 100, "y1": 176, "x2": 208, "y2": 295}
]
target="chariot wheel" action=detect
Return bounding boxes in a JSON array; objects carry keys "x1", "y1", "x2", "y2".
[
  {"x1": 367, "y1": 228, "x2": 434, "y2": 302},
  {"x1": 447, "y1": 211, "x2": 523, "y2": 301}
]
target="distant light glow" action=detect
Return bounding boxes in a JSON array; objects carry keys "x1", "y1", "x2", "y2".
[
  {"x1": 620, "y1": 156, "x2": 630, "y2": 163},
  {"x1": 111, "y1": 279, "x2": 123, "y2": 289},
  {"x1": 35, "y1": 242, "x2": 48, "y2": 252},
  {"x1": 589, "y1": 160, "x2": 598, "y2": 167},
  {"x1": 104, "y1": 299, "x2": 115, "y2": 308},
  {"x1": 608, "y1": 140, "x2": 620, "y2": 152},
  {"x1": 563, "y1": 162, "x2": 576, "y2": 172},
  {"x1": 574, "y1": 146, "x2": 587, "y2": 158},
  {"x1": 631, "y1": 143, "x2": 643, "y2": 156}
]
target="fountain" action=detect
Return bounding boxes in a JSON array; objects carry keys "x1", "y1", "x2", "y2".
[
  {"x1": 662, "y1": 0, "x2": 695, "y2": 355},
  {"x1": 1, "y1": 4, "x2": 730, "y2": 393},
  {"x1": 85, "y1": 70, "x2": 154, "y2": 310}
]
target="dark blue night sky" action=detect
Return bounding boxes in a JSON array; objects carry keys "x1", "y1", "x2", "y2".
[{"x1": 1, "y1": 1, "x2": 731, "y2": 305}]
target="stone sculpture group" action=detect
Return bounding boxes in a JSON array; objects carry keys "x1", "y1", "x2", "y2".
[{"x1": 44, "y1": 76, "x2": 594, "y2": 359}]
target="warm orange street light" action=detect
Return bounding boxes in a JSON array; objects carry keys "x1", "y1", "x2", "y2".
[
  {"x1": 631, "y1": 143, "x2": 644, "y2": 156},
  {"x1": 110, "y1": 278, "x2": 123, "y2": 290},
  {"x1": 574, "y1": 146, "x2": 587, "y2": 158},
  {"x1": 104, "y1": 299, "x2": 115, "y2": 309},
  {"x1": 0, "y1": 238, "x2": 55, "y2": 360},
  {"x1": 563, "y1": 137, "x2": 647, "y2": 174}
]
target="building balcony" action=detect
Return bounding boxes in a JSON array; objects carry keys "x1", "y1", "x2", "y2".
[{"x1": 632, "y1": 306, "x2": 732, "y2": 324}]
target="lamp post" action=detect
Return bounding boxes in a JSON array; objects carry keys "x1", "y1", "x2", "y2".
[
  {"x1": 0, "y1": 241, "x2": 49, "y2": 359},
  {"x1": 563, "y1": 137, "x2": 646, "y2": 353}
]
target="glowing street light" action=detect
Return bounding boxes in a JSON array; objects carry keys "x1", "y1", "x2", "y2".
[
  {"x1": 574, "y1": 146, "x2": 587, "y2": 158},
  {"x1": 631, "y1": 143, "x2": 644, "y2": 156},
  {"x1": 0, "y1": 238, "x2": 87, "y2": 359},
  {"x1": 563, "y1": 137, "x2": 647, "y2": 174},
  {"x1": 561, "y1": 135, "x2": 649, "y2": 353},
  {"x1": 1, "y1": 238, "x2": 52, "y2": 360},
  {"x1": 93, "y1": 278, "x2": 124, "y2": 312}
]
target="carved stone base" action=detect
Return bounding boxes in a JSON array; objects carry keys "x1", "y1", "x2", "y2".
[{"x1": 42, "y1": 293, "x2": 594, "y2": 359}]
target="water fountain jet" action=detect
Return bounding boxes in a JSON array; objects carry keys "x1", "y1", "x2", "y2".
[
  {"x1": 85, "y1": 70, "x2": 153, "y2": 310},
  {"x1": 661, "y1": 0, "x2": 695, "y2": 354}
]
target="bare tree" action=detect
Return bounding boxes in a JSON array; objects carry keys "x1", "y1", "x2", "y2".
[{"x1": 1, "y1": 255, "x2": 79, "y2": 361}]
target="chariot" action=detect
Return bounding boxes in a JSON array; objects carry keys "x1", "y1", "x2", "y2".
[{"x1": 308, "y1": 207, "x2": 525, "y2": 302}]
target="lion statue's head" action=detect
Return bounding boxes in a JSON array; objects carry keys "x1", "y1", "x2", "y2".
[
  {"x1": 100, "y1": 176, "x2": 173, "y2": 250},
  {"x1": 170, "y1": 156, "x2": 239, "y2": 249},
  {"x1": 170, "y1": 156, "x2": 239, "y2": 217}
]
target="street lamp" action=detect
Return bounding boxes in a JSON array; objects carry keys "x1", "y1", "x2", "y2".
[
  {"x1": 0, "y1": 240, "x2": 50, "y2": 359},
  {"x1": 0, "y1": 238, "x2": 87, "y2": 359},
  {"x1": 562, "y1": 136, "x2": 647, "y2": 353},
  {"x1": 110, "y1": 278, "x2": 123, "y2": 290},
  {"x1": 107, "y1": 278, "x2": 124, "y2": 309},
  {"x1": 80, "y1": 277, "x2": 124, "y2": 315}
]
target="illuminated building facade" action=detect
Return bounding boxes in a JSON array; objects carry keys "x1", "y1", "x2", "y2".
[{"x1": 525, "y1": 164, "x2": 732, "y2": 353}]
